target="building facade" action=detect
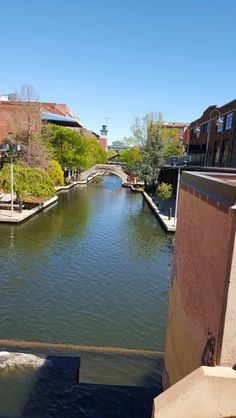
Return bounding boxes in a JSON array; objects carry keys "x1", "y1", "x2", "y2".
[
  {"x1": 108, "y1": 141, "x2": 130, "y2": 151},
  {"x1": 188, "y1": 100, "x2": 236, "y2": 167},
  {"x1": 157, "y1": 121, "x2": 189, "y2": 143}
]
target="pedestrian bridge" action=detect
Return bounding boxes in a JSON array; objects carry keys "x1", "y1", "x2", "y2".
[{"x1": 79, "y1": 164, "x2": 128, "y2": 184}]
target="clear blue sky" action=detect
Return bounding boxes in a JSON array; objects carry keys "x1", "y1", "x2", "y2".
[{"x1": 1, "y1": 0, "x2": 236, "y2": 143}]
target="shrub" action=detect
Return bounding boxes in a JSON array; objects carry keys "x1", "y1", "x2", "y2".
[
  {"x1": 0, "y1": 163, "x2": 55, "y2": 199},
  {"x1": 157, "y1": 182, "x2": 173, "y2": 200},
  {"x1": 49, "y1": 160, "x2": 64, "y2": 186}
]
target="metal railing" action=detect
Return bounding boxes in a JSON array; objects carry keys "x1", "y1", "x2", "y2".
[{"x1": 187, "y1": 153, "x2": 206, "y2": 165}]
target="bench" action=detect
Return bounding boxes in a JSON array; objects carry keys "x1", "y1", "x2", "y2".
[{"x1": 0, "y1": 202, "x2": 24, "y2": 212}]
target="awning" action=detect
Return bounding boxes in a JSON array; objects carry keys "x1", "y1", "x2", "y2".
[{"x1": 41, "y1": 112, "x2": 82, "y2": 128}]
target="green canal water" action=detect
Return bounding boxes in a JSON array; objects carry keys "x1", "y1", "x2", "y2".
[{"x1": 0, "y1": 175, "x2": 173, "y2": 416}]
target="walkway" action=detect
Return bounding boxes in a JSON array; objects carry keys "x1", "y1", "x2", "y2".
[{"x1": 0, "y1": 196, "x2": 58, "y2": 223}]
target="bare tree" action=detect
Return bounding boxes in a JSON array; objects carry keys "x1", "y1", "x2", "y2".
[
  {"x1": 130, "y1": 112, "x2": 164, "y2": 146},
  {"x1": 5, "y1": 84, "x2": 46, "y2": 168},
  {"x1": 18, "y1": 133, "x2": 51, "y2": 169},
  {"x1": 8, "y1": 85, "x2": 41, "y2": 146},
  {"x1": 19, "y1": 84, "x2": 40, "y2": 102}
]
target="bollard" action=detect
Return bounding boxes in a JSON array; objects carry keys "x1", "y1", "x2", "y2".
[
  {"x1": 168, "y1": 207, "x2": 172, "y2": 220},
  {"x1": 19, "y1": 200, "x2": 23, "y2": 213}
]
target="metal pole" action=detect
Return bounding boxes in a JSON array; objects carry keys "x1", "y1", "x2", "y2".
[
  {"x1": 174, "y1": 166, "x2": 181, "y2": 227},
  {"x1": 10, "y1": 156, "x2": 14, "y2": 217}
]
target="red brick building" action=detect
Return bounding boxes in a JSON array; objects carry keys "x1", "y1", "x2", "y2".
[
  {"x1": 188, "y1": 100, "x2": 236, "y2": 167},
  {"x1": 0, "y1": 99, "x2": 100, "y2": 142},
  {"x1": 158, "y1": 121, "x2": 189, "y2": 143}
]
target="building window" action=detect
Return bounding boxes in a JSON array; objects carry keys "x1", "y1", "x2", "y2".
[
  {"x1": 221, "y1": 140, "x2": 230, "y2": 167},
  {"x1": 213, "y1": 141, "x2": 221, "y2": 166},
  {"x1": 225, "y1": 112, "x2": 233, "y2": 130},
  {"x1": 216, "y1": 115, "x2": 224, "y2": 133}
]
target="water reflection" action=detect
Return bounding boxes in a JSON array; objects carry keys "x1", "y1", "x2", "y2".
[{"x1": 0, "y1": 176, "x2": 172, "y2": 352}]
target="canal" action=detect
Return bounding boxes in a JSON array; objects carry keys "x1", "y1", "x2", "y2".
[{"x1": 0, "y1": 175, "x2": 173, "y2": 413}]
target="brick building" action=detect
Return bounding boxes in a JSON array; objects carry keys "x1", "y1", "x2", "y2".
[
  {"x1": 0, "y1": 98, "x2": 99, "y2": 142},
  {"x1": 157, "y1": 121, "x2": 189, "y2": 143},
  {"x1": 0, "y1": 100, "x2": 41, "y2": 142},
  {"x1": 188, "y1": 100, "x2": 236, "y2": 167}
]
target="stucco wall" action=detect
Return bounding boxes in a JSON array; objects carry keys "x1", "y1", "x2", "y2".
[{"x1": 165, "y1": 181, "x2": 235, "y2": 386}]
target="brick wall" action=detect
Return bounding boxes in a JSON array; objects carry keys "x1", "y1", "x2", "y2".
[
  {"x1": 164, "y1": 172, "x2": 236, "y2": 386},
  {"x1": 0, "y1": 101, "x2": 41, "y2": 142}
]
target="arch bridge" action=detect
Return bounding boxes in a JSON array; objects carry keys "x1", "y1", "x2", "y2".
[{"x1": 79, "y1": 164, "x2": 128, "y2": 184}]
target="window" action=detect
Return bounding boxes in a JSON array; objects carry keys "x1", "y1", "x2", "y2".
[
  {"x1": 213, "y1": 141, "x2": 221, "y2": 166},
  {"x1": 225, "y1": 112, "x2": 233, "y2": 130},
  {"x1": 216, "y1": 115, "x2": 224, "y2": 133},
  {"x1": 202, "y1": 123, "x2": 207, "y2": 134},
  {"x1": 221, "y1": 140, "x2": 230, "y2": 167}
]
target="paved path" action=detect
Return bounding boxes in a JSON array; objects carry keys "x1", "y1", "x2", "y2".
[
  {"x1": 142, "y1": 192, "x2": 176, "y2": 232},
  {"x1": 0, "y1": 196, "x2": 58, "y2": 223}
]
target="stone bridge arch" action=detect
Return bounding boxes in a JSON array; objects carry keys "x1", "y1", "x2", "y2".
[{"x1": 79, "y1": 164, "x2": 128, "y2": 184}]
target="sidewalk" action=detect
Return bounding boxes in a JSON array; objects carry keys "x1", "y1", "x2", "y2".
[
  {"x1": 142, "y1": 192, "x2": 176, "y2": 232},
  {"x1": 0, "y1": 196, "x2": 58, "y2": 223}
]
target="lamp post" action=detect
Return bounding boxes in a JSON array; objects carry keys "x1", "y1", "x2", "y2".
[
  {"x1": 204, "y1": 110, "x2": 224, "y2": 167},
  {"x1": 170, "y1": 155, "x2": 191, "y2": 227},
  {"x1": 0, "y1": 132, "x2": 20, "y2": 217},
  {"x1": 186, "y1": 123, "x2": 200, "y2": 155}
]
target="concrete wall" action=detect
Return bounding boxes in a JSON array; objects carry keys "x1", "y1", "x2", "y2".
[
  {"x1": 153, "y1": 366, "x2": 236, "y2": 418},
  {"x1": 164, "y1": 172, "x2": 236, "y2": 386}
]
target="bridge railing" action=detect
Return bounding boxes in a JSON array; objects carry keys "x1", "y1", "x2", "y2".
[{"x1": 95, "y1": 165, "x2": 118, "y2": 171}]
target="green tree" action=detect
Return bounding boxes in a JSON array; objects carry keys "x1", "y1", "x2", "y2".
[
  {"x1": 138, "y1": 121, "x2": 165, "y2": 185},
  {"x1": 42, "y1": 125, "x2": 106, "y2": 172},
  {"x1": 119, "y1": 147, "x2": 143, "y2": 170},
  {"x1": 42, "y1": 125, "x2": 86, "y2": 170},
  {"x1": 85, "y1": 136, "x2": 107, "y2": 167},
  {"x1": 107, "y1": 149, "x2": 118, "y2": 160},
  {"x1": 163, "y1": 139, "x2": 183, "y2": 160}
]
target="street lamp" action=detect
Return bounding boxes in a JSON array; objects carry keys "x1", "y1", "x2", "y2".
[
  {"x1": 0, "y1": 132, "x2": 20, "y2": 217},
  {"x1": 170, "y1": 155, "x2": 191, "y2": 227},
  {"x1": 204, "y1": 109, "x2": 224, "y2": 167},
  {"x1": 186, "y1": 123, "x2": 200, "y2": 155}
]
